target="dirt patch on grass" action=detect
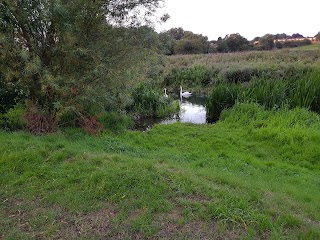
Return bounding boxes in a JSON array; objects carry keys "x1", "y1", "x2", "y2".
[
  {"x1": 1, "y1": 197, "x2": 118, "y2": 239},
  {"x1": 54, "y1": 207, "x2": 117, "y2": 239},
  {"x1": 153, "y1": 207, "x2": 245, "y2": 240}
]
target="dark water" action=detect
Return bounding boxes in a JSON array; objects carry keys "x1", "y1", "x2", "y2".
[{"x1": 134, "y1": 95, "x2": 208, "y2": 130}]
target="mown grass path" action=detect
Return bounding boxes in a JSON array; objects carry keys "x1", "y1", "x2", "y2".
[{"x1": 1, "y1": 104, "x2": 320, "y2": 239}]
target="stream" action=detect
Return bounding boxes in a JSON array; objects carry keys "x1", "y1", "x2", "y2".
[{"x1": 134, "y1": 95, "x2": 208, "y2": 131}]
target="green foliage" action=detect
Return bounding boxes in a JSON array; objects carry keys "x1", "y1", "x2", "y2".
[
  {"x1": 0, "y1": 73, "x2": 24, "y2": 114},
  {"x1": 224, "y1": 33, "x2": 250, "y2": 52},
  {"x1": 57, "y1": 107, "x2": 79, "y2": 128},
  {"x1": 210, "y1": 34, "x2": 250, "y2": 53},
  {"x1": 164, "y1": 49, "x2": 319, "y2": 81},
  {"x1": 129, "y1": 84, "x2": 177, "y2": 118},
  {"x1": 0, "y1": 0, "x2": 165, "y2": 133},
  {"x1": 216, "y1": 38, "x2": 229, "y2": 52},
  {"x1": 172, "y1": 30, "x2": 209, "y2": 55},
  {"x1": 239, "y1": 78, "x2": 288, "y2": 109},
  {"x1": 164, "y1": 65, "x2": 214, "y2": 88},
  {"x1": 280, "y1": 39, "x2": 312, "y2": 48},
  {"x1": 258, "y1": 34, "x2": 275, "y2": 50},
  {"x1": 294, "y1": 42, "x2": 320, "y2": 50},
  {"x1": 206, "y1": 70, "x2": 320, "y2": 121},
  {"x1": 206, "y1": 83, "x2": 240, "y2": 121},
  {"x1": 0, "y1": 105, "x2": 26, "y2": 130},
  {"x1": 157, "y1": 32, "x2": 175, "y2": 55},
  {"x1": 98, "y1": 112, "x2": 133, "y2": 133}
]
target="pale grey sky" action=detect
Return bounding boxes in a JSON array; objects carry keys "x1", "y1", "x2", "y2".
[{"x1": 155, "y1": 0, "x2": 319, "y2": 40}]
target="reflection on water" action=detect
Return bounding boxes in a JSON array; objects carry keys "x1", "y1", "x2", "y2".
[
  {"x1": 162, "y1": 96, "x2": 207, "y2": 125},
  {"x1": 133, "y1": 95, "x2": 208, "y2": 131}
]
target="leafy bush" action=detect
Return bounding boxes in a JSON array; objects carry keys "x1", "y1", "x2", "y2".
[
  {"x1": 0, "y1": 105, "x2": 26, "y2": 130},
  {"x1": 0, "y1": 73, "x2": 24, "y2": 114},
  {"x1": 57, "y1": 107, "x2": 79, "y2": 128}
]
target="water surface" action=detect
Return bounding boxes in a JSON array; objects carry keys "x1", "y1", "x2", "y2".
[
  {"x1": 162, "y1": 96, "x2": 207, "y2": 124},
  {"x1": 134, "y1": 95, "x2": 208, "y2": 131}
]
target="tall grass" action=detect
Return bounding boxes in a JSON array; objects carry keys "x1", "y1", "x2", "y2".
[
  {"x1": 206, "y1": 83, "x2": 239, "y2": 121},
  {"x1": 239, "y1": 78, "x2": 288, "y2": 109},
  {"x1": 162, "y1": 49, "x2": 320, "y2": 93},
  {"x1": 129, "y1": 84, "x2": 179, "y2": 118},
  {"x1": 206, "y1": 67, "x2": 320, "y2": 121},
  {"x1": 164, "y1": 65, "x2": 215, "y2": 88}
]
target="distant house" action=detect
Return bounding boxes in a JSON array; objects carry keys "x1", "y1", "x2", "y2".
[
  {"x1": 274, "y1": 37, "x2": 317, "y2": 43},
  {"x1": 253, "y1": 37, "x2": 318, "y2": 45}
]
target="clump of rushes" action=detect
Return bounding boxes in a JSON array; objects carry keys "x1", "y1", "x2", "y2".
[
  {"x1": 206, "y1": 83, "x2": 240, "y2": 122},
  {"x1": 129, "y1": 84, "x2": 179, "y2": 118},
  {"x1": 239, "y1": 77, "x2": 288, "y2": 109},
  {"x1": 206, "y1": 68, "x2": 320, "y2": 121}
]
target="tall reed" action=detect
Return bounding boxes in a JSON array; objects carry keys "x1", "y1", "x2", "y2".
[
  {"x1": 206, "y1": 69, "x2": 320, "y2": 121},
  {"x1": 206, "y1": 83, "x2": 240, "y2": 122},
  {"x1": 129, "y1": 84, "x2": 178, "y2": 118}
]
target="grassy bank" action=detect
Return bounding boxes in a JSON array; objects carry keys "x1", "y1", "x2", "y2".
[
  {"x1": 1, "y1": 103, "x2": 320, "y2": 239},
  {"x1": 294, "y1": 42, "x2": 320, "y2": 51}
]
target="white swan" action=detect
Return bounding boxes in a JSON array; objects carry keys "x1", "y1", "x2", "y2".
[
  {"x1": 164, "y1": 88, "x2": 168, "y2": 98},
  {"x1": 180, "y1": 86, "x2": 192, "y2": 98}
]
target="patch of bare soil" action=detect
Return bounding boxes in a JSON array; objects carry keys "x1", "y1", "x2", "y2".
[{"x1": 153, "y1": 207, "x2": 245, "y2": 240}]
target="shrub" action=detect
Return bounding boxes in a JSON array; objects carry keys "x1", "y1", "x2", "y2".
[
  {"x1": 0, "y1": 73, "x2": 24, "y2": 114},
  {"x1": 57, "y1": 107, "x2": 79, "y2": 128},
  {"x1": 80, "y1": 115, "x2": 103, "y2": 136},
  {"x1": 24, "y1": 101, "x2": 57, "y2": 135},
  {"x1": 0, "y1": 105, "x2": 26, "y2": 130}
]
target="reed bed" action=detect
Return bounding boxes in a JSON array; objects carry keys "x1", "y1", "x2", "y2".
[{"x1": 161, "y1": 49, "x2": 320, "y2": 121}]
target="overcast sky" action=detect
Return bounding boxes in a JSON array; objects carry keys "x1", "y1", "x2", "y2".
[{"x1": 155, "y1": 0, "x2": 319, "y2": 41}]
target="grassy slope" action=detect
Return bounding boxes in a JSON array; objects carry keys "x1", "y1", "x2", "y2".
[
  {"x1": 293, "y1": 42, "x2": 320, "y2": 51},
  {"x1": 1, "y1": 104, "x2": 320, "y2": 239}
]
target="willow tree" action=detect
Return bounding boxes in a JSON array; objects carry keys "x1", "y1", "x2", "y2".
[{"x1": 0, "y1": 0, "x2": 165, "y2": 132}]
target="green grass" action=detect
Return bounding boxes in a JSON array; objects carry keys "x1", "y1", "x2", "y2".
[
  {"x1": 1, "y1": 103, "x2": 320, "y2": 239},
  {"x1": 294, "y1": 42, "x2": 320, "y2": 51}
]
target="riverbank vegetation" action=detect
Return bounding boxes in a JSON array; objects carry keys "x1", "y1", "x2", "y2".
[
  {"x1": 0, "y1": 0, "x2": 178, "y2": 134},
  {"x1": 1, "y1": 103, "x2": 320, "y2": 239},
  {"x1": 1, "y1": 2, "x2": 320, "y2": 239},
  {"x1": 161, "y1": 49, "x2": 320, "y2": 121},
  {"x1": 1, "y1": 1, "x2": 320, "y2": 133}
]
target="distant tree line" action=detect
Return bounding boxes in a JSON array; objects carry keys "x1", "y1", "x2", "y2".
[
  {"x1": 157, "y1": 28, "x2": 318, "y2": 55},
  {"x1": 157, "y1": 27, "x2": 209, "y2": 55}
]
